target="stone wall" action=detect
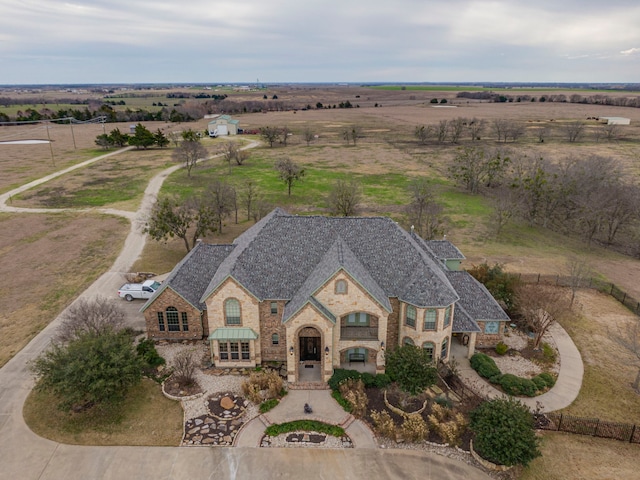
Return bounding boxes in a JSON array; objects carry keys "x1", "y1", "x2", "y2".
[{"x1": 475, "y1": 321, "x2": 504, "y2": 347}]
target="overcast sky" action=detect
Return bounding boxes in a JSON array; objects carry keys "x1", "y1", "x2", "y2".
[{"x1": 1, "y1": 0, "x2": 639, "y2": 85}]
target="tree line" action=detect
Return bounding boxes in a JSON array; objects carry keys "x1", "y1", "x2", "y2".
[
  {"x1": 457, "y1": 91, "x2": 640, "y2": 108},
  {"x1": 447, "y1": 146, "x2": 640, "y2": 253}
]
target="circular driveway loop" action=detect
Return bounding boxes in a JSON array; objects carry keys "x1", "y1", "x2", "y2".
[{"x1": 0, "y1": 144, "x2": 492, "y2": 480}]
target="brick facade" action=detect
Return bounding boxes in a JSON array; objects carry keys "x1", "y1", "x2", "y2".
[
  {"x1": 258, "y1": 300, "x2": 287, "y2": 363},
  {"x1": 144, "y1": 288, "x2": 205, "y2": 341}
]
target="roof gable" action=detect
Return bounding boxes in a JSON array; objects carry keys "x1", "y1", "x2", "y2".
[{"x1": 141, "y1": 242, "x2": 234, "y2": 312}]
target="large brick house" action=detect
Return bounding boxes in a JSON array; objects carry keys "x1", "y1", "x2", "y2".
[{"x1": 141, "y1": 209, "x2": 508, "y2": 384}]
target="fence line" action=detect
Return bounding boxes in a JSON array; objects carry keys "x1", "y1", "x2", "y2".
[
  {"x1": 517, "y1": 273, "x2": 640, "y2": 316},
  {"x1": 536, "y1": 412, "x2": 640, "y2": 444}
]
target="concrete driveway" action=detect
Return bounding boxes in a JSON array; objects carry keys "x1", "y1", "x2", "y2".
[{"x1": 0, "y1": 144, "x2": 492, "y2": 480}]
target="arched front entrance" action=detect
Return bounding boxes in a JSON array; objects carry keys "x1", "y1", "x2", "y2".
[{"x1": 296, "y1": 326, "x2": 323, "y2": 383}]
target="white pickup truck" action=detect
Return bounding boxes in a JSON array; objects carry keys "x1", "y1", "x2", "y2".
[{"x1": 118, "y1": 280, "x2": 161, "y2": 301}]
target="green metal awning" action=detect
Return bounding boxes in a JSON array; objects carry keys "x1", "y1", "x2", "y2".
[{"x1": 208, "y1": 327, "x2": 259, "y2": 341}]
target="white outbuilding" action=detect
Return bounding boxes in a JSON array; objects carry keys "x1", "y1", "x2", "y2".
[
  {"x1": 207, "y1": 115, "x2": 240, "y2": 137},
  {"x1": 600, "y1": 117, "x2": 631, "y2": 125}
]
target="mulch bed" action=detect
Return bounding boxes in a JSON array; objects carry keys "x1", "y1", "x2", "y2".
[
  {"x1": 206, "y1": 392, "x2": 248, "y2": 420},
  {"x1": 164, "y1": 377, "x2": 203, "y2": 397},
  {"x1": 363, "y1": 384, "x2": 474, "y2": 450}
]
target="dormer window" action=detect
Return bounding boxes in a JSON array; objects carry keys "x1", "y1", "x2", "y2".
[{"x1": 335, "y1": 279, "x2": 348, "y2": 294}]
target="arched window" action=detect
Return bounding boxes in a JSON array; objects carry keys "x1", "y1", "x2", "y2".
[
  {"x1": 444, "y1": 305, "x2": 452, "y2": 328},
  {"x1": 422, "y1": 342, "x2": 435, "y2": 362},
  {"x1": 225, "y1": 299, "x2": 241, "y2": 325},
  {"x1": 424, "y1": 309, "x2": 437, "y2": 331},
  {"x1": 166, "y1": 307, "x2": 180, "y2": 331},
  {"x1": 441, "y1": 337, "x2": 449, "y2": 360},
  {"x1": 403, "y1": 337, "x2": 415, "y2": 346},
  {"x1": 335, "y1": 279, "x2": 348, "y2": 294},
  {"x1": 405, "y1": 305, "x2": 416, "y2": 328}
]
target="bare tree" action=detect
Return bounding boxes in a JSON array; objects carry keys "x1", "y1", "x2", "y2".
[
  {"x1": 565, "y1": 256, "x2": 591, "y2": 306},
  {"x1": 506, "y1": 122, "x2": 526, "y2": 142},
  {"x1": 516, "y1": 285, "x2": 571, "y2": 349},
  {"x1": 436, "y1": 120, "x2": 448, "y2": 143},
  {"x1": 492, "y1": 119, "x2": 509, "y2": 142},
  {"x1": 172, "y1": 138, "x2": 207, "y2": 177},
  {"x1": 467, "y1": 118, "x2": 486, "y2": 141},
  {"x1": 536, "y1": 125, "x2": 550, "y2": 143},
  {"x1": 275, "y1": 157, "x2": 305, "y2": 196},
  {"x1": 406, "y1": 178, "x2": 445, "y2": 240},
  {"x1": 610, "y1": 321, "x2": 640, "y2": 393},
  {"x1": 238, "y1": 179, "x2": 261, "y2": 221},
  {"x1": 302, "y1": 126, "x2": 316, "y2": 146},
  {"x1": 489, "y1": 187, "x2": 518, "y2": 238},
  {"x1": 260, "y1": 126, "x2": 281, "y2": 147},
  {"x1": 342, "y1": 125, "x2": 362, "y2": 146},
  {"x1": 414, "y1": 125, "x2": 433, "y2": 145},
  {"x1": 55, "y1": 297, "x2": 125, "y2": 343},
  {"x1": 167, "y1": 131, "x2": 181, "y2": 147},
  {"x1": 603, "y1": 123, "x2": 621, "y2": 142},
  {"x1": 172, "y1": 349, "x2": 199, "y2": 388},
  {"x1": 221, "y1": 141, "x2": 249, "y2": 172},
  {"x1": 280, "y1": 125, "x2": 291, "y2": 146},
  {"x1": 327, "y1": 179, "x2": 362, "y2": 216},
  {"x1": 563, "y1": 121, "x2": 584, "y2": 143},
  {"x1": 206, "y1": 181, "x2": 236, "y2": 234},
  {"x1": 449, "y1": 117, "x2": 466, "y2": 144}
]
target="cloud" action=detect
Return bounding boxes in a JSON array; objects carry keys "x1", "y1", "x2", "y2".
[{"x1": 620, "y1": 47, "x2": 640, "y2": 56}]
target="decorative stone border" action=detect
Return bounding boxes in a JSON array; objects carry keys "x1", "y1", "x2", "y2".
[
  {"x1": 383, "y1": 390, "x2": 428, "y2": 417},
  {"x1": 205, "y1": 392, "x2": 248, "y2": 421},
  {"x1": 469, "y1": 439, "x2": 512, "y2": 472},
  {"x1": 161, "y1": 380, "x2": 204, "y2": 402}
]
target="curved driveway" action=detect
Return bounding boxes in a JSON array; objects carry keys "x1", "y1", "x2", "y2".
[{"x1": 0, "y1": 143, "x2": 492, "y2": 480}]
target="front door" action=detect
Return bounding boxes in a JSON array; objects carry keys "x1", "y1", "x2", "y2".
[{"x1": 300, "y1": 336, "x2": 320, "y2": 361}]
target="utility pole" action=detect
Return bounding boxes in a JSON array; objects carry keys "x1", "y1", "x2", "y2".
[
  {"x1": 69, "y1": 117, "x2": 76, "y2": 149},
  {"x1": 45, "y1": 122, "x2": 55, "y2": 166}
]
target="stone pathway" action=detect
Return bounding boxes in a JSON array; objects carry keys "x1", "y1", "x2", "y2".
[{"x1": 183, "y1": 392, "x2": 249, "y2": 446}]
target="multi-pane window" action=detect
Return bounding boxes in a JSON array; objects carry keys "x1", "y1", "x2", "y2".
[
  {"x1": 335, "y1": 280, "x2": 347, "y2": 294},
  {"x1": 424, "y1": 309, "x2": 437, "y2": 330},
  {"x1": 225, "y1": 299, "x2": 241, "y2": 325},
  {"x1": 270, "y1": 302, "x2": 278, "y2": 314},
  {"x1": 157, "y1": 312, "x2": 165, "y2": 331},
  {"x1": 405, "y1": 305, "x2": 416, "y2": 328},
  {"x1": 219, "y1": 342, "x2": 229, "y2": 360},
  {"x1": 218, "y1": 341, "x2": 250, "y2": 362},
  {"x1": 441, "y1": 337, "x2": 448, "y2": 359},
  {"x1": 166, "y1": 307, "x2": 180, "y2": 331},
  {"x1": 403, "y1": 337, "x2": 415, "y2": 346},
  {"x1": 272, "y1": 333, "x2": 279, "y2": 345},
  {"x1": 444, "y1": 305, "x2": 452, "y2": 328},
  {"x1": 484, "y1": 321, "x2": 500, "y2": 334},
  {"x1": 345, "y1": 312, "x2": 370, "y2": 325},
  {"x1": 422, "y1": 342, "x2": 435, "y2": 362},
  {"x1": 181, "y1": 312, "x2": 189, "y2": 331}
]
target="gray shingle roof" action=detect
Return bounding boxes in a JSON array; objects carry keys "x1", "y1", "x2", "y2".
[
  {"x1": 142, "y1": 242, "x2": 234, "y2": 312},
  {"x1": 452, "y1": 304, "x2": 482, "y2": 333},
  {"x1": 203, "y1": 210, "x2": 459, "y2": 308},
  {"x1": 424, "y1": 240, "x2": 466, "y2": 260},
  {"x1": 282, "y1": 237, "x2": 391, "y2": 322},
  {"x1": 446, "y1": 271, "x2": 510, "y2": 324}
]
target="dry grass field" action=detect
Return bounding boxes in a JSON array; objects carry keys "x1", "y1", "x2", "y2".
[{"x1": 1, "y1": 86, "x2": 640, "y2": 477}]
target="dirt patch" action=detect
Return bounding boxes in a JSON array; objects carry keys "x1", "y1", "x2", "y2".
[{"x1": 0, "y1": 212, "x2": 129, "y2": 367}]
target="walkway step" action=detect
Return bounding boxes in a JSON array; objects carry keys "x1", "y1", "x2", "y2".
[
  {"x1": 288, "y1": 381, "x2": 330, "y2": 390},
  {"x1": 339, "y1": 414, "x2": 355, "y2": 429}
]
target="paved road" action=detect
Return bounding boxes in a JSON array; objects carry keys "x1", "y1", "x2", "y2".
[{"x1": 0, "y1": 142, "x2": 492, "y2": 480}]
